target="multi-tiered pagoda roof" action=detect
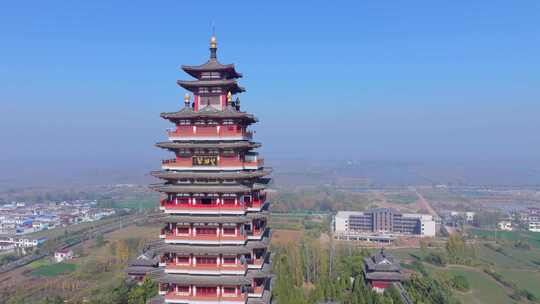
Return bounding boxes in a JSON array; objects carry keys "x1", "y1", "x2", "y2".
[
  {"x1": 364, "y1": 248, "x2": 404, "y2": 293},
  {"x1": 144, "y1": 35, "x2": 272, "y2": 304}
]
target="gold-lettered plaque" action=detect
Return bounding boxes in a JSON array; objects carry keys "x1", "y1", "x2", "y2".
[{"x1": 192, "y1": 156, "x2": 218, "y2": 166}]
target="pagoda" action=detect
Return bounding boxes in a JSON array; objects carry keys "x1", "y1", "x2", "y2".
[
  {"x1": 363, "y1": 248, "x2": 404, "y2": 293},
  {"x1": 149, "y1": 35, "x2": 272, "y2": 304}
]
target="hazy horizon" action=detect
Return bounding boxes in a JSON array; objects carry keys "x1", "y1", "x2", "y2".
[{"x1": 1, "y1": 1, "x2": 539, "y2": 187}]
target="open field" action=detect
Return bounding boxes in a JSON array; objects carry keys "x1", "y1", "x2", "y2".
[
  {"x1": 271, "y1": 229, "x2": 304, "y2": 245},
  {"x1": 30, "y1": 262, "x2": 77, "y2": 277},
  {"x1": 470, "y1": 228, "x2": 540, "y2": 249},
  {"x1": 401, "y1": 240, "x2": 540, "y2": 304},
  {"x1": 0, "y1": 221, "x2": 158, "y2": 303},
  {"x1": 504, "y1": 270, "x2": 540, "y2": 299},
  {"x1": 112, "y1": 199, "x2": 156, "y2": 210},
  {"x1": 384, "y1": 192, "x2": 418, "y2": 205},
  {"x1": 444, "y1": 266, "x2": 513, "y2": 304}
]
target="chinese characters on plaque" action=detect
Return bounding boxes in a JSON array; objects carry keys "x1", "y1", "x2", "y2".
[{"x1": 192, "y1": 156, "x2": 218, "y2": 166}]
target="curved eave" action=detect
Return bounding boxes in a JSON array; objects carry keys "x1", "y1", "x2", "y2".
[
  {"x1": 181, "y1": 62, "x2": 242, "y2": 79},
  {"x1": 153, "y1": 272, "x2": 251, "y2": 285},
  {"x1": 151, "y1": 168, "x2": 272, "y2": 180},
  {"x1": 149, "y1": 183, "x2": 267, "y2": 193},
  {"x1": 153, "y1": 237, "x2": 271, "y2": 255},
  {"x1": 160, "y1": 212, "x2": 269, "y2": 224},
  {"x1": 177, "y1": 79, "x2": 245, "y2": 94},
  {"x1": 160, "y1": 111, "x2": 257, "y2": 123},
  {"x1": 155, "y1": 141, "x2": 261, "y2": 151}
]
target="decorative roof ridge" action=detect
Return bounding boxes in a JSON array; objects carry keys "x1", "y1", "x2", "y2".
[
  {"x1": 181, "y1": 60, "x2": 236, "y2": 71},
  {"x1": 160, "y1": 109, "x2": 257, "y2": 122}
]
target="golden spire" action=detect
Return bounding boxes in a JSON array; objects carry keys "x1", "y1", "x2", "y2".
[
  {"x1": 184, "y1": 93, "x2": 190, "y2": 106},
  {"x1": 210, "y1": 35, "x2": 217, "y2": 49},
  {"x1": 226, "y1": 91, "x2": 232, "y2": 105}
]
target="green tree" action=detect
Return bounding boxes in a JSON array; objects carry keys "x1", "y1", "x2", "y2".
[{"x1": 95, "y1": 234, "x2": 105, "y2": 247}]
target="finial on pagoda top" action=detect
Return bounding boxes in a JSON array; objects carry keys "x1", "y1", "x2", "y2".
[
  {"x1": 184, "y1": 93, "x2": 190, "y2": 107},
  {"x1": 209, "y1": 25, "x2": 217, "y2": 59}
]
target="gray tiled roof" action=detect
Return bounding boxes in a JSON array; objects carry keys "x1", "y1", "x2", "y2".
[
  {"x1": 155, "y1": 141, "x2": 261, "y2": 150},
  {"x1": 153, "y1": 237, "x2": 270, "y2": 255},
  {"x1": 149, "y1": 183, "x2": 267, "y2": 193},
  {"x1": 365, "y1": 271, "x2": 405, "y2": 281},
  {"x1": 151, "y1": 168, "x2": 272, "y2": 180},
  {"x1": 177, "y1": 79, "x2": 245, "y2": 93},
  {"x1": 161, "y1": 106, "x2": 257, "y2": 122},
  {"x1": 161, "y1": 211, "x2": 269, "y2": 224},
  {"x1": 181, "y1": 59, "x2": 242, "y2": 79}
]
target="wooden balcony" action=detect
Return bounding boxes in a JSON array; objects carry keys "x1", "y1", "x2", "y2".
[
  {"x1": 167, "y1": 125, "x2": 252, "y2": 140},
  {"x1": 163, "y1": 232, "x2": 247, "y2": 245},
  {"x1": 245, "y1": 198, "x2": 265, "y2": 211},
  {"x1": 161, "y1": 158, "x2": 263, "y2": 170},
  {"x1": 246, "y1": 227, "x2": 267, "y2": 240},
  {"x1": 160, "y1": 199, "x2": 246, "y2": 215},
  {"x1": 165, "y1": 262, "x2": 247, "y2": 275},
  {"x1": 164, "y1": 292, "x2": 247, "y2": 304},
  {"x1": 247, "y1": 286, "x2": 264, "y2": 298},
  {"x1": 248, "y1": 254, "x2": 268, "y2": 269}
]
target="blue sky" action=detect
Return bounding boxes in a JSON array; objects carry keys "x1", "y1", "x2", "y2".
[{"x1": 1, "y1": 1, "x2": 539, "y2": 182}]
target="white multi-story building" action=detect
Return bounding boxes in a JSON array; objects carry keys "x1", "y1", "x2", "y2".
[
  {"x1": 498, "y1": 221, "x2": 513, "y2": 231},
  {"x1": 334, "y1": 208, "x2": 436, "y2": 241},
  {"x1": 529, "y1": 221, "x2": 540, "y2": 232}
]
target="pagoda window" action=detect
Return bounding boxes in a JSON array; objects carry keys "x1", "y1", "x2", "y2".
[
  {"x1": 223, "y1": 198, "x2": 235, "y2": 206},
  {"x1": 222, "y1": 150, "x2": 236, "y2": 157},
  {"x1": 176, "y1": 285, "x2": 190, "y2": 295},
  {"x1": 198, "y1": 87, "x2": 209, "y2": 93},
  {"x1": 201, "y1": 71, "x2": 221, "y2": 79},
  {"x1": 177, "y1": 198, "x2": 189, "y2": 205},
  {"x1": 177, "y1": 227, "x2": 189, "y2": 235},
  {"x1": 201, "y1": 197, "x2": 213, "y2": 205},
  {"x1": 223, "y1": 179, "x2": 235, "y2": 184},
  {"x1": 223, "y1": 119, "x2": 234, "y2": 125},
  {"x1": 199, "y1": 95, "x2": 220, "y2": 108},
  {"x1": 197, "y1": 227, "x2": 217, "y2": 235},
  {"x1": 197, "y1": 286, "x2": 217, "y2": 295},
  {"x1": 177, "y1": 256, "x2": 190, "y2": 264},
  {"x1": 243, "y1": 196, "x2": 252, "y2": 204},
  {"x1": 211, "y1": 87, "x2": 222, "y2": 93},
  {"x1": 223, "y1": 257, "x2": 236, "y2": 264},
  {"x1": 197, "y1": 257, "x2": 217, "y2": 265},
  {"x1": 178, "y1": 120, "x2": 191, "y2": 125},
  {"x1": 207, "y1": 120, "x2": 218, "y2": 125},
  {"x1": 223, "y1": 287, "x2": 236, "y2": 295},
  {"x1": 223, "y1": 227, "x2": 236, "y2": 235}
]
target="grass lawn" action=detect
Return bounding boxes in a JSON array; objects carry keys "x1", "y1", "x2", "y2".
[
  {"x1": 384, "y1": 193, "x2": 418, "y2": 204},
  {"x1": 504, "y1": 269, "x2": 540, "y2": 299},
  {"x1": 440, "y1": 266, "x2": 516, "y2": 304},
  {"x1": 476, "y1": 242, "x2": 540, "y2": 272},
  {"x1": 469, "y1": 228, "x2": 540, "y2": 249},
  {"x1": 30, "y1": 262, "x2": 77, "y2": 277},
  {"x1": 113, "y1": 199, "x2": 156, "y2": 210},
  {"x1": 27, "y1": 259, "x2": 50, "y2": 270},
  {"x1": 387, "y1": 248, "x2": 423, "y2": 261}
]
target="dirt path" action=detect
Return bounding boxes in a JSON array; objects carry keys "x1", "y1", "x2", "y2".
[{"x1": 414, "y1": 189, "x2": 438, "y2": 218}]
